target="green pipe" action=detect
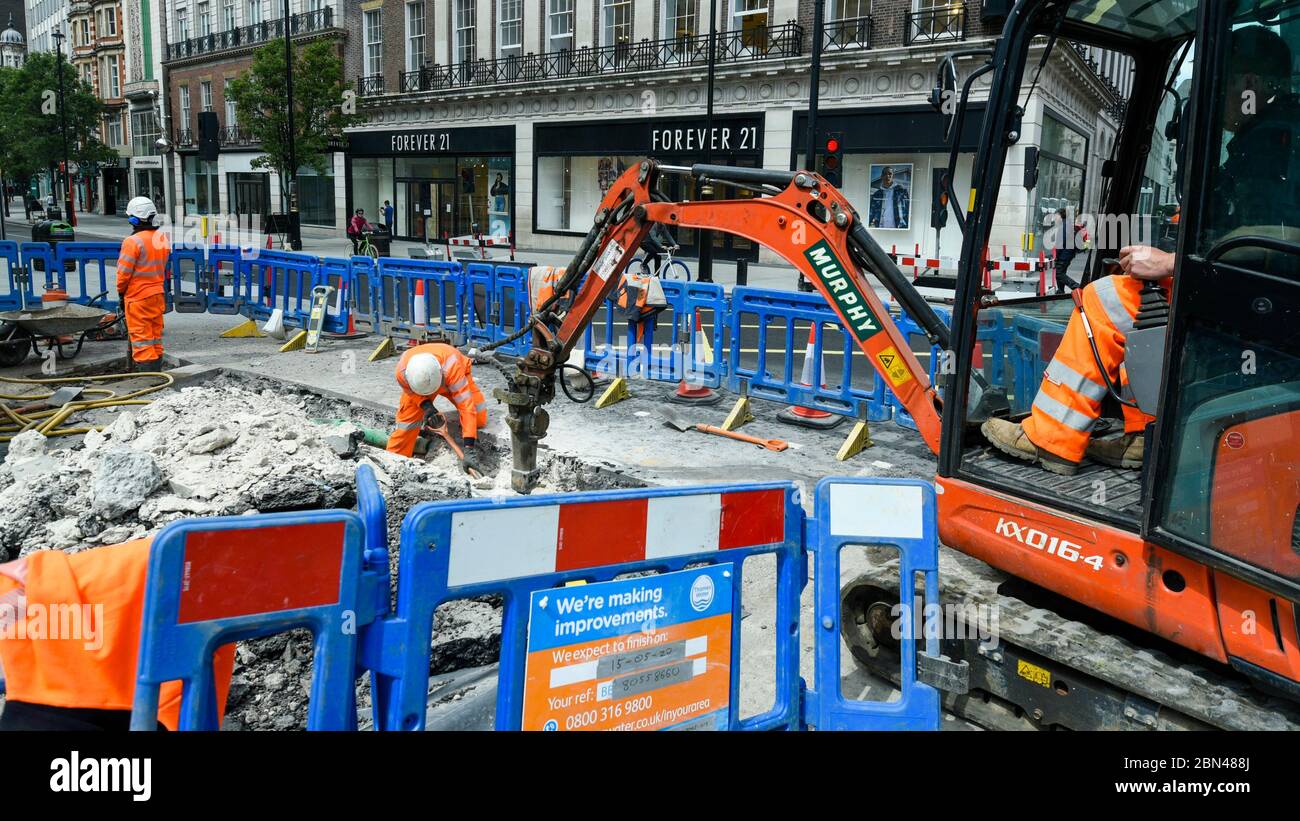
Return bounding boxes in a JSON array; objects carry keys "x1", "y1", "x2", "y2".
[{"x1": 313, "y1": 418, "x2": 391, "y2": 449}]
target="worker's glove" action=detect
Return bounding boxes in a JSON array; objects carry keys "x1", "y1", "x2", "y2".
[{"x1": 460, "y1": 438, "x2": 484, "y2": 475}]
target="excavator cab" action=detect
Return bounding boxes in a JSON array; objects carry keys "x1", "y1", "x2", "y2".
[{"x1": 940, "y1": 0, "x2": 1300, "y2": 693}]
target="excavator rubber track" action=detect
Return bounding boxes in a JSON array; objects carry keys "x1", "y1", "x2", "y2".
[{"x1": 841, "y1": 546, "x2": 1300, "y2": 731}]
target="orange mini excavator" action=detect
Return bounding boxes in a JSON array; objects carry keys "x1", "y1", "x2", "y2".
[{"x1": 490, "y1": 0, "x2": 1300, "y2": 729}]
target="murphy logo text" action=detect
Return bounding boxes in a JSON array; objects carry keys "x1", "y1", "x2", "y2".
[{"x1": 803, "y1": 239, "x2": 883, "y2": 343}]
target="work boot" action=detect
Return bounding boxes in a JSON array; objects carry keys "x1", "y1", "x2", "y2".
[
  {"x1": 1085, "y1": 432, "x2": 1144, "y2": 469},
  {"x1": 980, "y1": 418, "x2": 1080, "y2": 476}
]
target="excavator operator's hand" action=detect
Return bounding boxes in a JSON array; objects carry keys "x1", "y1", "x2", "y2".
[{"x1": 1118, "y1": 245, "x2": 1176, "y2": 281}]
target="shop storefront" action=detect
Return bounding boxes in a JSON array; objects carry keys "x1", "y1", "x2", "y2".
[
  {"x1": 533, "y1": 114, "x2": 764, "y2": 261},
  {"x1": 792, "y1": 105, "x2": 986, "y2": 261},
  {"x1": 130, "y1": 156, "x2": 166, "y2": 215},
  {"x1": 345, "y1": 126, "x2": 515, "y2": 242},
  {"x1": 1029, "y1": 108, "x2": 1089, "y2": 252}
]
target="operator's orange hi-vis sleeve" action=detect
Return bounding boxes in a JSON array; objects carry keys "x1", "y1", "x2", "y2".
[
  {"x1": 0, "y1": 539, "x2": 235, "y2": 731},
  {"x1": 1021, "y1": 274, "x2": 1163, "y2": 462}
]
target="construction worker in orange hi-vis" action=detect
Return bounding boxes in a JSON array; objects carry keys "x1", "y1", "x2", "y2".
[
  {"x1": 981, "y1": 244, "x2": 1174, "y2": 476},
  {"x1": 116, "y1": 197, "x2": 171, "y2": 367},
  {"x1": 0, "y1": 539, "x2": 235, "y2": 730},
  {"x1": 386, "y1": 342, "x2": 487, "y2": 475}
]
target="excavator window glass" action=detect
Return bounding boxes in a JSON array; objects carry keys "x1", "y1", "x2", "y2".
[
  {"x1": 1151, "y1": 0, "x2": 1300, "y2": 588},
  {"x1": 1065, "y1": 0, "x2": 1200, "y2": 40}
]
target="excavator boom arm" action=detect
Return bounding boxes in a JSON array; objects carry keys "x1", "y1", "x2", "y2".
[{"x1": 495, "y1": 160, "x2": 948, "y2": 492}]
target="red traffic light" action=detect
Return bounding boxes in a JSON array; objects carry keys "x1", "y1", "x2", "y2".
[{"x1": 825, "y1": 137, "x2": 841, "y2": 154}]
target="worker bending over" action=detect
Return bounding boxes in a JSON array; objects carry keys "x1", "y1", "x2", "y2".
[
  {"x1": 0, "y1": 539, "x2": 234, "y2": 730},
  {"x1": 116, "y1": 197, "x2": 171, "y2": 367},
  {"x1": 982, "y1": 246, "x2": 1172, "y2": 475},
  {"x1": 386, "y1": 342, "x2": 486, "y2": 474}
]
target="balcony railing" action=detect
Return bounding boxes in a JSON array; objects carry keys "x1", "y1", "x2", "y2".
[
  {"x1": 904, "y1": 4, "x2": 967, "y2": 45},
  {"x1": 357, "y1": 74, "x2": 385, "y2": 97},
  {"x1": 1071, "y1": 42, "x2": 1128, "y2": 121},
  {"x1": 175, "y1": 129, "x2": 195, "y2": 147},
  {"x1": 166, "y1": 8, "x2": 334, "y2": 61},
  {"x1": 388, "y1": 20, "x2": 803, "y2": 97},
  {"x1": 220, "y1": 125, "x2": 258, "y2": 147},
  {"x1": 824, "y1": 15, "x2": 873, "y2": 51}
]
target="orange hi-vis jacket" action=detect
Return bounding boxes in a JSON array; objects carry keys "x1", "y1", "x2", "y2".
[
  {"x1": 386, "y1": 343, "x2": 488, "y2": 457},
  {"x1": 1021, "y1": 274, "x2": 1168, "y2": 463},
  {"x1": 116, "y1": 228, "x2": 171, "y2": 300},
  {"x1": 0, "y1": 539, "x2": 235, "y2": 730}
]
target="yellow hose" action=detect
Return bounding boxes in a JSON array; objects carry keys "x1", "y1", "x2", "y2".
[{"x1": 0, "y1": 371, "x2": 174, "y2": 442}]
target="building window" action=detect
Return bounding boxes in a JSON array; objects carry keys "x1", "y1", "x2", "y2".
[
  {"x1": 224, "y1": 81, "x2": 238, "y2": 128},
  {"x1": 105, "y1": 55, "x2": 120, "y2": 98},
  {"x1": 104, "y1": 7, "x2": 117, "y2": 37},
  {"x1": 79, "y1": 18, "x2": 89, "y2": 45},
  {"x1": 732, "y1": 0, "x2": 769, "y2": 49},
  {"x1": 131, "y1": 110, "x2": 161, "y2": 155},
  {"x1": 911, "y1": 0, "x2": 963, "y2": 41},
  {"x1": 201, "y1": 80, "x2": 213, "y2": 111},
  {"x1": 364, "y1": 10, "x2": 382, "y2": 77},
  {"x1": 176, "y1": 7, "x2": 191, "y2": 40},
  {"x1": 405, "y1": 2, "x2": 424, "y2": 73},
  {"x1": 245, "y1": 0, "x2": 261, "y2": 25},
  {"x1": 222, "y1": 0, "x2": 236, "y2": 30},
  {"x1": 601, "y1": 0, "x2": 631, "y2": 48},
  {"x1": 548, "y1": 0, "x2": 573, "y2": 52},
  {"x1": 454, "y1": 0, "x2": 475, "y2": 64},
  {"x1": 833, "y1": 0, "x2": 871, "y2": 20},
  {"x1": 105, "y1": 114, "x2": 122, "y2": 146},
  {"x1": 197, "y1": 2, "x2": 211, "y2": 36},
  {"x1": 664, "y1": 0, "x2": 697, "y2": 39},
  {"x1": 179, "y1": 85, "x2": 192, "y2": 132},
  {"x1": 498, "y1": 0, "x2": 522, "y2": 58}
]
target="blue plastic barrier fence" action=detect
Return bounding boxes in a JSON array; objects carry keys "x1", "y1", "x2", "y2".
[
  {"x1": 366, "y1": 480, "x2": 940, "y2": 731},
  {"x1": 375, "y1": 257, "x2": 464, "y2": 342},
  {"x1": 0, "y1": 240, "x2": 33, "y2": 312},
  {"x1": 727, "y1": 286, "x2": 891, "y2": 422},
  {"x1": 169, "y1": 244, "x2": 209, "y2": 313},
  {"x1": 204, "y1": 244, "x2": 244, "y2": 315},
  {"x1": 346, "y1": 255, "x2": 380, "y2": 334},
  {"x1": 316, "y1": 257, "x2": 355, "y2": 336},
  {"x1": 130, "y1": 508, "x2": 369, "y2": 731},
  {"x1": 810, "y1": 478, "x2": 941, "y2": 730},
  {"x1": 486, "y1": 263, "x2": 533, "y2": 356},
  {"x1": 583, "y1": 278, "x2": 728, "y2": 388},
  {"x1": 240, "y1": 249, "x2": 319, "y2": 327},
  {"x1": 19, "y1": 242, "x2": 59, "y2": 292},
  {"x1": 56, "y1": 242, "x2": 122, "y2": 311},
  {"x1": 1009, "y1": 312, "x2": 1068, "y2": 414}
]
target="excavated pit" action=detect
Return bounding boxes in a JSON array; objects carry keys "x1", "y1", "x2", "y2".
[{"x1": 0, "y1": 365, "x2": 644, "y2": 730}]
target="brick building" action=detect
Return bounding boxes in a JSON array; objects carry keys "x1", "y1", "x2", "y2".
[
  {"x1": 339, "y1": 0, "x2": 1133, "y2": 259},
  {"x1": 161, "y1": 0, "x2": 346, "y2": 229}
]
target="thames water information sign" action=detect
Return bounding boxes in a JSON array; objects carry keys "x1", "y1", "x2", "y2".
[{"x1": 522, "y1": 564, "x2": 734, "y2": 731}]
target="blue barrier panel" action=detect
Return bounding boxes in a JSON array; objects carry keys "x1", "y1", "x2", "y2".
[
  {"x1": 56, "y1": 242, "x2": 122, "y2": 310},
  {"x1": 810, "y1": 478, "x2": 942, "y2": 730},
  {"x1": 370, "y1": 482, "x2": 808, "y2": 731},
  {"x1": 488, "y1": 263, "x2": 533, "y2": 356},
  {"x1": 19, "y1": 242, "x2": 61, "y2": 292},
  {"x1": 463, "y1": 261, "x2": 495, "y2": 348},
  {"x1": 239, "y1": 249, "x2": 319, "y2": 327},
  {"x1": 583, "y1": 278, "x2": 728, "y2": 388},
  {"x1": 375, "y1": 257, "x2": 463, "y2": 342},
  {"x1": 353, "y1": 463, "x2": 394, "y2": 727},
  {"x1": 1009, "y1": 312, "x2": 1068, "y2": 414},
  {"x1": 346, "y1": 255, "x2": 379, "y2": 333},
  {"x1": 727, "y1": 286, "x2": 891, "y2": 421},
  {"x1": 0, "y1": 240, "x2": 34, "y2": 311},
  {"x1": 130, "y1": 507, "x2": 369, "y2": 731},
  {"x1": 204, "y1": 244, "x2": 245, "y2": 315},
  {"x1": 316, "y1": 257, "x2": 354, "y2": 335},
  {"x1": 169, "y1": 244, "x2": 209, "y2": 313}
]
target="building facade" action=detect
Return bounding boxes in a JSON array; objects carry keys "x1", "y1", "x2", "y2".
[
  {"x1": 161, "y1": 0, "x2": 347, "y2": 229},
  {"x1": 24, "y1": 0, "x2": 68, "y2": 53},
  {"x1": 338, "y1": 0, "x2": 1132, "y2": 261},
  {"x1": 124, "y1": 0, "x2": 170, "y2": 216},
  {"x1": 0, "y1": 12, "x2": 25, "y2": 67},
  {"x1": 67, "y1": 0, "x2": 131, "y2": 213}
]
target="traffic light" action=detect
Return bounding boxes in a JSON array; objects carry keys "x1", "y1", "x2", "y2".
[
  {"x1": 932, "y1": 168, "x2": 950, "y2": 230},
  {"x1": 820, "y1": 132, "x2": 844, "y2": 187}
]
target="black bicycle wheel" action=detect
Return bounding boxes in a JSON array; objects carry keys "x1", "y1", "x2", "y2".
[{"x1": 0, "y1": 323, "x2": 31, "y2": 367}]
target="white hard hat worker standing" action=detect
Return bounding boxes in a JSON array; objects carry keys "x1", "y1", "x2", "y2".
[
  {"x1": 386, "y1": 342, "x2": 488, "y2": 474},
  {"x1": 116, "y1": 196, "x2": 170, "y2": 367}
]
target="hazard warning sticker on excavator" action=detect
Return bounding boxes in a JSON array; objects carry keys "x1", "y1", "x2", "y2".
[
  {"x1": 1017, "y1": 659, "x2": 1052, "y2": 688},
  {"x1": 876, "y1": 347, "x2": 913, "y2": 387}
]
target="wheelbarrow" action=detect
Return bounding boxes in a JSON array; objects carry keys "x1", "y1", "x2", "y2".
[{"x1": 0, "y1": 292, "x2": 125, "y2": 367}]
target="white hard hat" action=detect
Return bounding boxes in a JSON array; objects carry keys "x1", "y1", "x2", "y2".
[
  {"x1": 405, "y1": 353, "x2": 443, "y2": 396},
  {"x1": 126, "y1": 196, "x2": 157, "y2": 223}
]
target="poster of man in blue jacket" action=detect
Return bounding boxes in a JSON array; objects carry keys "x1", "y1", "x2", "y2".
[{"x1": 868, "y1": 164, "x2": 911, "y2": 230}]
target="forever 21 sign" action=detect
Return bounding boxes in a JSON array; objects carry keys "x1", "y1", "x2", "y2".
[
  {"x1": 650, "y1": 124, "x2": 760, "y2": 153},
  {"x1": 391, "y1": 132, "x2": 452, "y2": 152},
  {"x1": 346, "y1": 126, "x2": 515, "y2": 156}
]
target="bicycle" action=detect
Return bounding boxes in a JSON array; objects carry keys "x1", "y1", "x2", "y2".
[
  {"x1": 355, "y1": 229, "x2": 381, "y2": 260},
  {"x1": 631, "y1": 244, "x2": 691, "y2": 281}
]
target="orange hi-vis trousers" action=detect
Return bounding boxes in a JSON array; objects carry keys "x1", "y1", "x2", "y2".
[
  {"x1": 124, "y1": 293, "x2": 166, "y2": 364},
  {"x1": 1022, "y1": 274, "x2": 1167, "y2": 463}
]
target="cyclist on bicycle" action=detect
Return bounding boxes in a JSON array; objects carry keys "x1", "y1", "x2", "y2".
[
  {"x1": 348, "y1": 208, "x2": 374, "y2": 255},
  {"x1": 639, "y1": 222, "x2": 677, "y2": 276}
]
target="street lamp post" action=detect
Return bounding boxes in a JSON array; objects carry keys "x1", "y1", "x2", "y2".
[
  {"x1": 696, "y1": 0, "x2": 718, "y2": 284},
  {"x1": 51, "y1": 27, "x2": 77, "y2": 227},
  {"x1": 282, "y1": 0, "x2": 301, "y2": 250}
]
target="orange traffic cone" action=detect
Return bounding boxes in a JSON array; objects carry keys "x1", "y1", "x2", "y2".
[
  {"x1": 408, "y1": 279, "x2": 427, "y2": 346},
  {"x1": 669, "y1": 312, "x2": 721, "y2": 406},
  {"x1": 777, "y1": 325, "x2": 844, "y2": 430}
]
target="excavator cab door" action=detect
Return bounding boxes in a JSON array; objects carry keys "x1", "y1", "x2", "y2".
[{"x1": 1144, "y1": 0, "x2": 1300, "y2": 600}]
